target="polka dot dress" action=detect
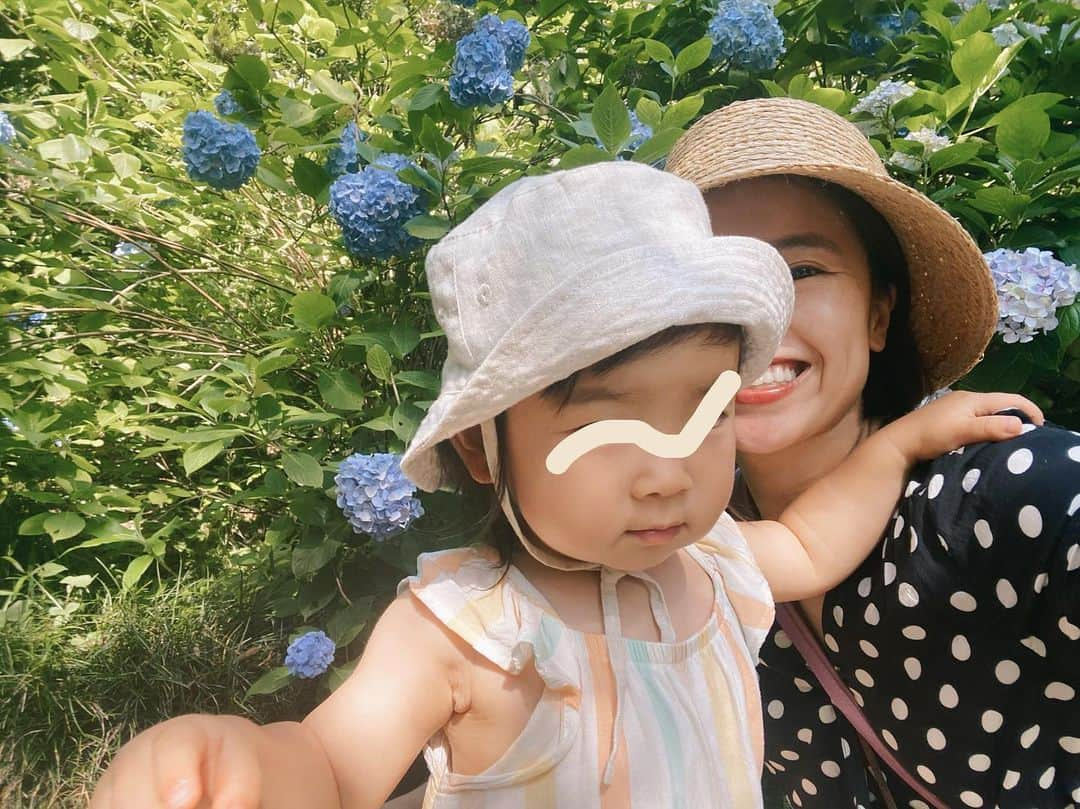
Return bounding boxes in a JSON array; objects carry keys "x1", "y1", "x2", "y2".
[{"x1": 753, "y1": 416, "x2": 1080, "y2": 808}]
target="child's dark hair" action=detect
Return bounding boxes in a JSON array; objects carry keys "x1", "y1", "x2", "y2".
[{"x1": 435, "y1": 322, "x2": 741, "y2": 565}]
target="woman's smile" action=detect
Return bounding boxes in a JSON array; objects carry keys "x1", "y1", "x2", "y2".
[{"x1": 736, "y1": 360, "x2": 811, "y2": 406}]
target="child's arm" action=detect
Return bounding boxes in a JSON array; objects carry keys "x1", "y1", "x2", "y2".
[
  {"x1": 89, "y1": 593, "x2": 461, "y2": 809},
  {"x1": 740, "y1": 392, "x2": 1044, "y2": 602}
]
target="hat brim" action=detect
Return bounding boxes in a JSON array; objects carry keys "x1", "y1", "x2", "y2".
[
  {"x1": 401, "y1": 235, "x2": 792, "y2": 491},
  {"x1": 687, "y1": 162, "x2": 998, "y2": 393}
]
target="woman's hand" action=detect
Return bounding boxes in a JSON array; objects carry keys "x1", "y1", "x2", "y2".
[{"x1": 880, "y1": 391, "x2": 1044, "y2": 464}]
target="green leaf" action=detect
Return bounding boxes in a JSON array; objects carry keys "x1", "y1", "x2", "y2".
[
  {"x1": 634, "y1": 97, "x2": 663, "y2": 130},
  {"x1": 326, "y1": 660, "x2": 359, "y2": 692},
  {"x1": 395, "y1": 370, "x2": 440, "y2": 391},
  {"x1": 231, "y1": 55, "x2": 270, "y2": 90},
  {"x1": 661, "y1": 95, "x2": 704, "y2": 130},
  {"x1": 292, "y1": 538, "x2": 341, "y2": 578},
  {"x1": 389, "y1": 323, "x2": 421, "y2": 357},
  {"x1": 38, "y1": 135, "x2": 91, "y2": 164},
  {"x1": 559, "y1": 144, "x2": 612, "y2": 169},
  {"x1": 641, "y1": 38, "x2": 674, "y2": 68},
  {"x1": 183, "y1": 441, "x2": 226, "y2": 475},
  {"x1": 631, "y1": 128, "x2": 684, "y2": 166},
  {"x1": 953, "y1": 3, "x2": 991, "y2": 39},
  {"x1": 326, "y1": 597, "x2": 375, "y2": 646},
  {"x1": 996, "y1": 108, "x2": 1049, "y2": 161},
  {"x1": 366, "y1": 345, "x2": 393, "y2": 382},
  {"x1": 62, "y1": 18, "x2": 99, "y2": 41},
  {"x1": 0, "y1": 39, "x2": 35, "y2": 61},
  {"x1": 278, "y1": 97, "x2": 317, "y2": 129},
  {"x1": 293, "y1": 156, "x2": 330, "y2": 198},
  {"x1": 391, "y1": 402, "x2": 424, "y2": 442},
  {"x1": 592, "y1": 85, "x2": 632, "y2": 154},
  {"x1": 418, "y1": 117, "x2": 454, "y2": 161},
  {"x1": 246, "y1": 666, "x2": 293, "y2": 697},
  {"x1": 121, "y1": 555, "x2": 154, "y2": 590},
  {"x1": 291, "y1": 291, "x2": 337, "y2": 330},
  {"x1": 409, "y1": 83, "x2": 444, "y2": 111},
  {"x1": 43, "y1": 512, "x2": 85, "y2": 541},
  {"x1": 951, "y1": 32, "x2": 999, "y2": 89},
  {"x1": 674, "y1": 36, "x2": 712, "y2": 76},
  {"x1": 109, "y1": 152, "x2": 140, "y2": 179},
  {"x1": 18, "y1": 513, "x2": 50, "y2": 536},
  {"x1": 928, "y1": 141, "x2": 981, "y2": 174},
  {"x1": 282, "y1": 450, "x2": 325, "y2": 487},
  {"x1": 318, "y1": 370, "x2": 366, "y2": 410},
  {"x1": 404, "y1": 214, "x2": 450, "y2": 240},
  {"x1": 311, "y1": 70, "x2": 356, "y2": 104},
  {"x1": 1055, "y1": 302, "x2": 1080, "y2": 356}
]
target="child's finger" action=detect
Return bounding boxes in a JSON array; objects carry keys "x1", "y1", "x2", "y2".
[
  {"x1": 974, "y1": 393, "x2": 1044, "y2": 425},
  {"x1": 975, "y1": 414, "x2": 1025, "y2": 442},
  {"x1": 150, "y1": 720, "x2": 208, "y2": 809},
  {"x1": 206, "y1": 724, "x2": 263, "y2": 809}
]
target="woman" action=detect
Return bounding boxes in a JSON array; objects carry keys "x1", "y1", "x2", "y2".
[{"x1": 667, "y1": 97, "x2": 1079, "y2": 808}]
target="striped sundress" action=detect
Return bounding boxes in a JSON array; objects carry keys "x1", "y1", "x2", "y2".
[{"x1": 398, "y1": 511, "x2": 775, "y2": 809}]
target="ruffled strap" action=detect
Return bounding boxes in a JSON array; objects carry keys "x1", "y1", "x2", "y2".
[
  {"x1": 692, "y1": 511, "x2": 776, "y2": 660},
  {"x1": 398, "y1": 546, "x2": 581, "y2": 694}
]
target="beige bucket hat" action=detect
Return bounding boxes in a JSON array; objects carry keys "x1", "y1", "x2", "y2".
[
  {"x1": 400, "y1": 160, "x2": 794, "y2": 493},
  {"x1": 666, "y1": 96, "x2": 999, "y2": 392}
]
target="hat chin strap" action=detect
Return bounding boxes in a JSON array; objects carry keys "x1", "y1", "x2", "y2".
[{"x1": 477, "y1": 417, "x2": 678, "y2": 786}]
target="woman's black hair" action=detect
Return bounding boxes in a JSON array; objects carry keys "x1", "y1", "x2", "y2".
[
  {"x1": 434, "y1": 322, "x2": 741, "y2": 565},
  {"x1": 782, "y1": 175, "x2": 928, "y2": 425}
]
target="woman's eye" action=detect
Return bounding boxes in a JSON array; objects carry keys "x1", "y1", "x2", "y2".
[{"x1": 790, "y1": 265, "x2": 822, "y2": 281}]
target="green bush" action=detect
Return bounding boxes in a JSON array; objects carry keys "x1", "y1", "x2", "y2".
[{"x1": 0, "y1": 0, "x2": 1077, "y2": 791}]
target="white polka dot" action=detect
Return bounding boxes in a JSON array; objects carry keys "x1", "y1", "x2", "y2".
[
  {"x1": 859, "y1": 639, "x2": 879, "y2": 658},
  {"x1": 852, "y1": 689, "x2": 864, "y2": 707},
  {"x1": 904, "y1": 657, "x2": 922, "y2": 680},
  {"x1": 790, "y1": 791, "x2": 802, "y2": 807},
  {"x1": 1007, "y1": 447, "x2": 1033, "y2": 474},
  {"x1": 905, "y1": 480, "x2": 920, "y2": 498},
  {"x1": 995, "y1": 659, "x2": 1021, "y2": 684},
  {"x1": 841, "y1": 737, "x2": 851, "y2": 757},
  {"x1": 1021, "y1": 636, "x2": 1047, "y2": 657},
  {"x1": 973, "y1": 519, "x2": 993, "y2": 549},
  {"x1": 1060, "y1": 736, "x2": 1080, "y2": 754},
  {"x1": 1068, "y1": 445, "x2": 1080, "y2": 462},
  {"x1": 903, "y1": 625, "x2": 927, "y2": 641},
  {"x1": 952, "y1": 635, "x2": 971, "y2": 661},
  {"x1": 1040, "y1": 766, "x2": 1055, "y2": 789},
  {"x1": 793, "y1": 676, "x2": 813, "y2": 693},
  {"x1": 781, "y1": 748, "x2": 800, "y2": 761},
  {"x1": 1046, "y1": 682, "x2": 1075, "y2": 701},
  {"x1": 916, "y1": 765, "x2": 936, "y2": 784},
  {"x1": 864, "y1": 603, "x2": 880, "y2": 625},
  {"x1": 910, "y1": 802, "x2": 930, "y2": 809},
  {"x1": 893, "y1": 514, "x2": 906, "y2": 538},
  {"x1": 801, "y1": 777, "x2": 817, "y2": 795},
  {"x1": 1021, "y1": 724, "x2": 1040, "y2": 748},
  {"x1": 968, "y1": 753, "x2": 991, "y2": 772},
  {"x1": 884, "y1": 562, "x2": 897, "y2": 586},
  {"x1": 981, "y1": 709, "x2": 1003, "y2": 733},
  {"x1": 927, "y1": 474, "x2": 944, "y2": 499},
  {"x1": 767, "y1": 759, "x2": 786, "y2": 772},
  {"x1": 1060, "y1": 616, "x2": 1080, "y2": 640},
  {"x1": 882, "y1": 729, "x2": 898, "y2": 750},
  {"x1": 996, "y1": 578, "x2": 1018, "y2": 608},
  {"x1": 939, "y1": 684, "x2": 959, "y2": 708},
  {"x1": 960, "y1": 791, "x2": 983, "y2": 807},
  {"x1": 892, "y1": 698, "x2": 908, "y2": 720},
  {"x1": 825, "y1": 633, "x2": 839, "y2": 653},
  {"x1": 821, "y1": 760, "x2": 841, "y2": 777},
  {"x1": 937, "y1": 533, "x2": 949, "y2": 552},
  {"x1": 797, "y1": 727, "x2": 813, "y2": 744},
  {"x1": 774, "y1": 630, "x2": 792, "y2": 648},
  {"x1": 857, "y1": 576, "x2": 872, "y2": 597},
  {"x1": 765, "y1": 762, "x2": 777, "y2": 774},
  {"x1": 832, "y1": 605, "x2": 844, "y2": 627},
  {"x1": 768, "y1": 699, "x2": 785, "y2": 719},
  {"x1": 1002, "y1": 770, "x2": 1020, "y2": 789},
  {"x1": 1068, "y1": 544, "x2": 1080, "y2": 572},
  {"x1": 962, "y1": 468, "x2": 981, "y2": 491},
  {"x1": 1019, "y1": 505, "x2": 1043, "y2": 538},
  {"x1": 950, "y1": 591, "x2": 977, "y2": 612},
  {"x1": 926, "y1": 727, "x2": 947, "y2": 750},
  {"x1": 1069, "y1": 493, "x2": 1080, "y2": 517},
  {"x1": 819, "y1": 705, "x2": 837, "y2": 724},
  {"x1": 899, "y1": 583, "x2": 919, "y2": 607},
  {"x1": 1020, "y1": 422, "x2": 1037, "y2": 434},
  {"x1": 856, "y1": 668, "x2": 875, "y2": 688},
  {"x1": 1073, "y1": 785, "x2": 1080, "y2": 802},
  {"x1": 1034, "y1": 572, "x2": 1049, "y2": 593}
]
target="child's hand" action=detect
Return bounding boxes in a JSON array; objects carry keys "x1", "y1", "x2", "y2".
[
  {"x1": 881, "y1": 391, "x2": 1044, "y2": 464},
  {"x1": 89, "y1": 714, "x2": 265, "y2": 809}
]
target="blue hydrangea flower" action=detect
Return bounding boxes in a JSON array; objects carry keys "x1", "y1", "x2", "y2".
[
  {"x1": 449, "y1": 30, "x2": 514, "y2": 107},
  {"x1": 985, "y1": 248, "x2": 1080, "y2": 344},
  {"x1": 595, "y1": 110, "x2": 654, "y2": 155},
  {"x1": 1, "y1": 416, "x2": 17, "y2": 433},
  {"x1": 876, "y1": 10, "x2": 919, "y2": 38},
  {"x1": 181, "y1": 110, "x2": 261, "y2": 190},
  {"x1": 284, "y1": 630, "x2": 336, "y2": 678},
  {"x1": 0, "y1": 111, "x2": 15, "y2": 145},
  {"x1": 707, "y1": 0, "x2": 786, "y2": 71},
  {"x1": 849, "y1": 30, "x2": 885, "y2": 57},
  {"x1": 473, "y1": 14, "x2": 530, "y2": 73},
  {"x1": 451, "y1": 0, "x2": 476, "y2": 6},
  {"x1": 335, "y1": 452, "x2": 425, "y2": 540},
  {"x1": 112, "y1": 240, "x2": 152, "y2": 259},
  {"x1": 850, "y1": 80, "x2": 916, "y2": 117},
  {"x1": 328, "y1": 156, "x2": 428, "y2": 258},
  {"x1": 326, "y1": 121, "x2": 369, "y2": 178},
  {"x1": 214, "y1": 90, "x2": 240, "y2": 116}
]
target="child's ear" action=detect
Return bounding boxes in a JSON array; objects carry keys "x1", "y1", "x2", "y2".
[
  {"x1": 450, "y1": 426, "x2": 494, "y2": 484},
  {"x1": 869, "y1": 284, "x2": 897, "y2": 353}
]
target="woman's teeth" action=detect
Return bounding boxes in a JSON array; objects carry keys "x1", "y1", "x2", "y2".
[{"x1": 749, "y1": 363, "x2": 801, "y2": 387}]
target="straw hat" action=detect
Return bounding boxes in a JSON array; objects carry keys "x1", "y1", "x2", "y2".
[
  {"x1": 400, "y1": 161, "x2": 793, "y2": 492},
  {"x1": 666, "y1": 97, "x2": 998, "y2": 391}
]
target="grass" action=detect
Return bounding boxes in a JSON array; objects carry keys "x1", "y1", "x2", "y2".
[{"x1": 0, "y1": 571, "x2": 321, "y2": 809}]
